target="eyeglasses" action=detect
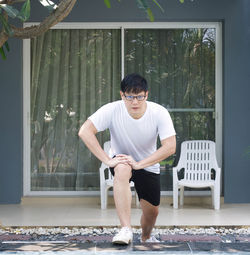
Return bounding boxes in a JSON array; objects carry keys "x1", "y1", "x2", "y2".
[{"x1": 123, "y1": 94, "x2": 146, "y2": 101}]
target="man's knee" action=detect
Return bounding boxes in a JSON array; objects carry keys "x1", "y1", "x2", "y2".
[
  {"x1": 141, "y1": 201, "x2": 159, "y2": 219},
  {"x1": 114, "y1": 164, "x2": 132, "y2": 182},
  {"x1": 147, "y1": 206, "x2": 159, "y2": 219},
  {"x1": 154, "y1": 207, "x2": 159, "y2": 218}
]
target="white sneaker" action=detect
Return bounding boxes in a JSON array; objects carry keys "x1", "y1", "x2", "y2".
[
  {"x1": 140, "y1": 235, "x2": 160, "y2": 243},
  {"x1": 112, "y1": 227, "x2": 133, "y2": 244}
]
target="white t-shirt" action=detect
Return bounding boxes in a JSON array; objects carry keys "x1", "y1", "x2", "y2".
[{"x1": 88, "y1": 100, "x2": 176, "y2": 174}]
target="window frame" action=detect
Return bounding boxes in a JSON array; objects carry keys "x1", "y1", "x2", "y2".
[{"x1": 23, "y1": 22, "x2": 222, "y2": 196}]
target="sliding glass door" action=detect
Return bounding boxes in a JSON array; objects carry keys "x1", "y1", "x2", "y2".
[{"x1": 24, "y1": 23, "x2": 221, "y2": 194}]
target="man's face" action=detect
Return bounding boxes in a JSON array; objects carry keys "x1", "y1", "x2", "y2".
[{"x1": 120, "y1": 90, "x2": 148, "y2": 118}]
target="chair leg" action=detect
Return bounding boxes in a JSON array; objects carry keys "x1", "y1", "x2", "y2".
[
  {"x1": 173, "y1": 184, "x2": 179, "y2": 209},
  {"x1": 211, "y1": 186, "x2": 214, "y2": 208},
  {"x1": 135, "y1": 191, "x2": 140, "y2": 207},
  {"x1": 100, "y1": 185, "x2": 106, "y2": 210},
  {"x1": 104, "y1": 187, "x2": 109, "y2": 209},
  {"x1": 214, "y1": 186, "x2": 220, "y2": 210},
  {"x1": 180, "y1": 186, "x2": 184, "y2": 206}
]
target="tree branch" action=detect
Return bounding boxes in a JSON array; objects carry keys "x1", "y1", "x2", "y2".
[
  {"x1": 0, "y1": 31, "x2": 8, "y2": 47},
  {"x1": 0, "y1": 0, "x2": 26, "y2": 4},
  {"x1": 0, "y1": 11, "x2": 9, "y2": 49},
  {"x1": 0, "y1": 0, "x2": 77, "y2": 47}
]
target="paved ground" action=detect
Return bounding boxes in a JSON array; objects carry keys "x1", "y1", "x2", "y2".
[{"x1": 0, "y1": 226, "x2": 250, "y2": 254}]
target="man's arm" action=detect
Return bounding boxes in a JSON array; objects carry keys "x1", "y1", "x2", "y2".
[
  {"x1": 122, "y1": 135, "x2": 176, "y2": 170},
  {"x1": 78, "y1": 119, "x2": 128, "y2": 167}
]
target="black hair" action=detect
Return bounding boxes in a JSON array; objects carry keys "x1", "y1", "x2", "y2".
[{"x1": 120, "y1": 73, "x2": 148, "y2": 94}]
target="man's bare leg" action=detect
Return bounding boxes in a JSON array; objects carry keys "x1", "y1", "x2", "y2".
[
  {"x1": 140, "y1": 199, "x2": 159, "y2": 241},
  {"x1": 113, "y1": 164, "x2": 132, "y2": 228}
]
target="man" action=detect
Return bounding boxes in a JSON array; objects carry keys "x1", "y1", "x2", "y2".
[{"x1": 78, "y1": 73, "x2": 176, "y2": 244}]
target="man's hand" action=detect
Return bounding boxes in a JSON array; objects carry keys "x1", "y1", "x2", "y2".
[
  {"x1": 106, "y1": 155, "x2": 130, "y2": 168},
  {"x1": 116, "y1": 154, "x2": 141, "y2": 170}
]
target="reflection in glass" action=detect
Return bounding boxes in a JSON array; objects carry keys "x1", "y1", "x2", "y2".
[
  {"x1": 124, "y1": 29, "x2": 215, "y2": 190},
  {"x1": 31, "y1": 29, "x2": 121, "y2": 191}
]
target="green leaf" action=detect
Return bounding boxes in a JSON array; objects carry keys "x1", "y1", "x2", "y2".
[
  {"x1": 179, "y1": 0, "x2": 184, "y2": 3},
  {"x1": 4, "y1": 41, "x2": 10, "y2": 52},
  {"x1": 147, "y1": 7, "x2": 154, "y2": 21},
  {"x1": 136, "y1": 0, "x2": 155, "y2": 22},
  {"x1": 18, "y1": 0, "x2": 30, "y2": 22},
  {"x1": 152, "y1": 0, "x2": 164, "y2": 12},
  {"x1": 0, "y1": 4, "x2": 19, "y2": 19},
  {"x1": 104, "y1": 0, "x2": 111, "y2": 8},
  {"x1": 136, "y1": 0, "x2": 148, "y2": 10},
  {"x1": 37, "y1": 0, "x2": 58, "y2": 12},
  {"x1": 0, "y1": 12, "x2": 14, "y2": 36},
  {"x1": 0, "y1": 1, "x2": 30, "y2": 22},
  {"x1": 0, "y1": 46, "x2": 6, "y2": 60}
]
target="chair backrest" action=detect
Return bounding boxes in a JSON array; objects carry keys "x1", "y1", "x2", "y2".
[
  {"x1": 178, "y1": 140, "x2": 217, "y2": 182},
  {"x1": 103, "y1": 141, "x2": 113, "y2": 181},
  {"x1": 103, "y1": 141, "x2": 111, "y2": 155}
]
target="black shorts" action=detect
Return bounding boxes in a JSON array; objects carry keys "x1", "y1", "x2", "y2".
[{"x1": 109, "y1": 167, "x2": 161, "y2": 206}]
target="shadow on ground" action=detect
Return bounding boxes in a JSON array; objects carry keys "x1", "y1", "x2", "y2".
[{"x1": 1, "y1": 226, "x2": 250, "y2": 254}]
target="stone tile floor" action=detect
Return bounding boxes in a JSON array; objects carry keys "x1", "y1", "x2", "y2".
[{"x1": 0, "y1": 226, "x2": 250, "y2": 254}]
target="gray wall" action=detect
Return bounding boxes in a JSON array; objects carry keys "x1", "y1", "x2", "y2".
[
  {"x1": 0, "y1": 0, "x2": 249, "y2": 203},
  {"x1": 0, "y1": 37, "x2": 22, "y2": 203}
]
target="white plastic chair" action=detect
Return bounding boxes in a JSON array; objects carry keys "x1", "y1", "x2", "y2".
[
  {"x1": 173, "y1": 140, "x2": 221, "y2": 210},
  {"x1": 99, "y1": 141, "x2": 140, "y2": 209}
]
